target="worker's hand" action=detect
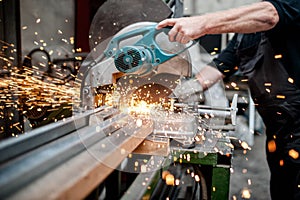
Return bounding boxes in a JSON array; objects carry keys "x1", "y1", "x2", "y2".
[
  {"x1": 156, "y1": 16, "x2": 206, "y2": 44},
  {"x1": 172, "y1": 78, "x2": 203, "y2": 102}
]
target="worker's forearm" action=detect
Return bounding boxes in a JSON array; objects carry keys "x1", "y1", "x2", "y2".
[
  {"x1": 203, "y1": 1, "x2": 279, "y2": 35},
  {"x1": 196, "y1": 66, "x2": 224, "y2": 90},
  {"x1": 157, "y1": 1, "x2": 279, "y2": 42}
]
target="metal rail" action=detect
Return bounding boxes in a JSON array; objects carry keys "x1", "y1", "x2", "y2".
[
  {"x1": 0, "y1": 106, "x2": 153, "y2": 199},
  {"x1": 0, "y1": 106, "x2": 106, "y2": 163}
]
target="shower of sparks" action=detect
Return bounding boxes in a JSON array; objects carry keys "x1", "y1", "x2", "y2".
[
  {"x1": 0, "y1": 10, "x2": 82, "y2": 138},
  {"x1": 127, "y1": 99, "x2": 156, "y2": 116},
  {"x1": 15, "y1": 68, "x2": 76, "y2": 106},
  {"x1": 0, "y1": 63, "x2": 78, "y2": 137}
]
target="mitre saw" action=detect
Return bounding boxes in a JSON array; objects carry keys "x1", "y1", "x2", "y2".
[
  {"x1": 74, "y1": 21, "x2": 238, "y2": 148},
  {"x1": 77, "y1": 21, "x2": 197, "y2": 110}
]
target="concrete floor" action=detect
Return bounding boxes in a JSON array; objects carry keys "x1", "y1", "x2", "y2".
[{"x1": 229, "y1": 133, "x2": 271, "y2": 200}]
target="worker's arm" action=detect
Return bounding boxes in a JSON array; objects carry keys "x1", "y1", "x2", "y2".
[
  {"x1": 171, "y1": 65, "x2": 224, "y2": 102},
  {"x1": 156, "y1": 1, "x2": 279, "y2": 43},
  {"x1": 171, "y1": 65, "x2": 223, "y2": 102},
  {"x1": 196, "y1": 65, "x2": 224, "y2": 90},
  {"x1": 173, "y1": 34, "x2": 239, "y2": 99}
]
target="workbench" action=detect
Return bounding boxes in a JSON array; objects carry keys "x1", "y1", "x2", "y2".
[{"x1": 123, "y1": 133, "x2": 232, "y2": 200}]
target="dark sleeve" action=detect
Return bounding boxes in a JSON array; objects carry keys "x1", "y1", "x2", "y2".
[
  {"x1": 209, "y1": 34, "x2": 239, "y2": 77},
  {"x1": 266, "y1": 0, "x2": 300, "y2": 29}
]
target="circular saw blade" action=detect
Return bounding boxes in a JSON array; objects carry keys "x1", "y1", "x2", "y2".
[{"x1": 89, "y1": 0, "x2": 172, "y2": 50}]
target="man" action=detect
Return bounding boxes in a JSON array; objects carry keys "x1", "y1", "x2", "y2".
[{"x1": 157, "y1": 1, "x2": 300, "y2": 199}]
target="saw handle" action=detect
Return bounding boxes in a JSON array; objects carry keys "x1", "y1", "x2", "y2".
[{"x1": 104, "y1": 25, "x2": 200, "y2": 66}]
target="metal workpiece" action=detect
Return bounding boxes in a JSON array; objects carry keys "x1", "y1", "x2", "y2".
[
  {"x1": 152, "y1": 111, "x2": 198, "y2": 140},
  {"x1": 0, "y1": 106, "x2": 106, "y2": 164},
  {"x1": 0, "y1": 106, "x2": 147, "y2": 199}
]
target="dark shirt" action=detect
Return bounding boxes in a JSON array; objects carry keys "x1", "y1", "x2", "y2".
[
  {"x1": 214, "y1": 0, "x2": 300, "y2": 88},
  {"x1": 212, "y1": 33, "x2": 261, "y2": 77}
]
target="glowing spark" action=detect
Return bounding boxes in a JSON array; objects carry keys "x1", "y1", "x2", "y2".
[
  {"x1": 279, "y1": 160, "x2": 284, "y2": 166},
  {"x1": 187, "y1": 154, "x2": 191, "y2": 162},
  {"x1": 241, "y1": 188, "x2": 251, "y2": 199},
  {"x1": 191, "y1": 172, "x2": 195, "y2": 177},
  {"x1": 264, "y1": 82, "x2": 272, "y2": 86},
  {"x1": 274, "y1": 54, "x2": 282, "y2": 59},
  {"x1": 165, "y1": 174, "x2": 175, "y2": 186},
  {"x1": 268, "y1": 140, "x2": 276, "y2": 153},
  {"x1": 248, "y1": 179, "x2": 252, "y2": 185},
  {"x1": 195, "y1": 175, "x2": 200, "y2": 182},
  {"x1": 288, "y1": 77, "x2": 294, "y2": 84},
  {"x1": 241, "y1": 141, "x2": 251, "y2": 150},
  {"x1": 231, "y1": 82, "x2": 237, "y2": 88},
  {"x1": 141, "y1": 165, "x2": 147, "y2": 172},
  {"x1": 70, "y1": 37, "x2": 74, "y2": 44},
  {"x1": 120, "y1": 148, "x2": 126, "y2": 155},
  {"x1": 276, "y1": 95, "x2": 285, "y2": 99},
  {"x1": 288, "y1": 149, "x2": 299, "y2": 159}
]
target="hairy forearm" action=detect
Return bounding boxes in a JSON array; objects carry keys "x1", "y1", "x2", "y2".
[
  {"x1": 157, "y1": 1, "x2": 279, "y2": 42},
  {"x1": 203, "y1": 1, "x2": 279, "y2": 35}
]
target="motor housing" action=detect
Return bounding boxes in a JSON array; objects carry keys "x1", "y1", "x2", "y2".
[{"x1": 114, "y1": 46, "x2": 153, "y2": 75}]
